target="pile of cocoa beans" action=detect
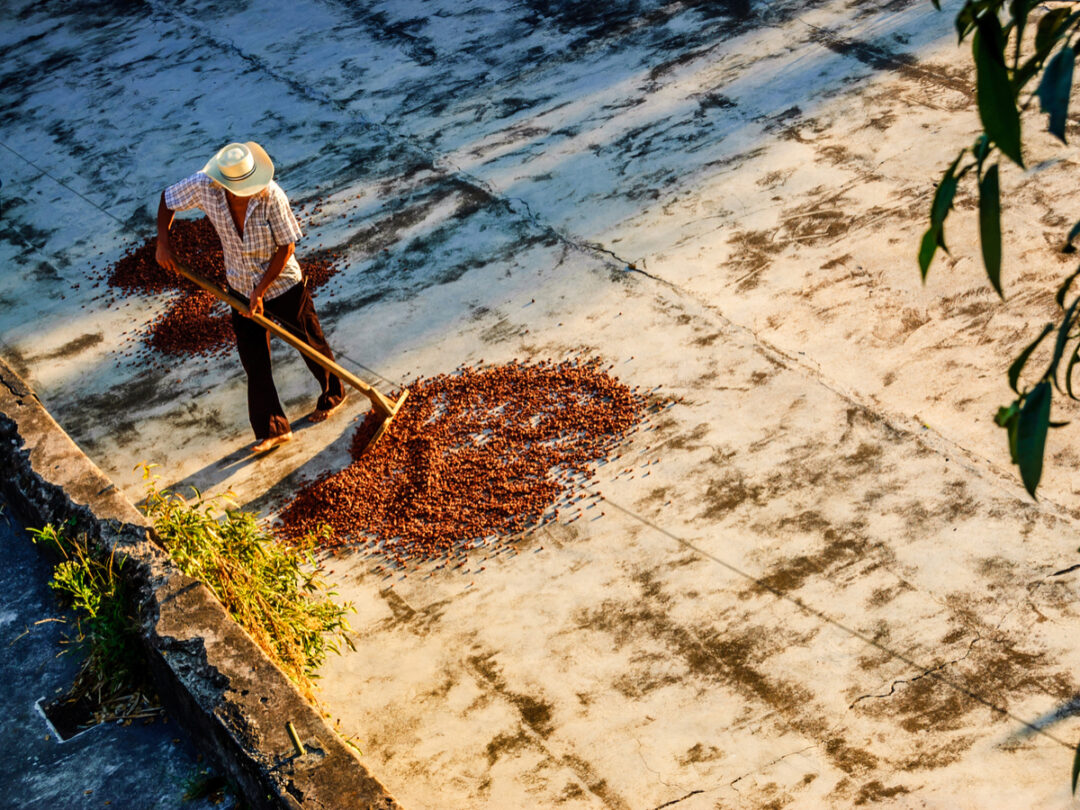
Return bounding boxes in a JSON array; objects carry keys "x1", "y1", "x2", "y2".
[{"x1": 276, "y1": 359, "x2": 656, "y2": 565}]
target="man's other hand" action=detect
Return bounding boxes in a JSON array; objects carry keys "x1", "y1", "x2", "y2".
[
  {"x1": 155, "y1": 239, "x2": 179, "y2": 273},
  {"x1": 248, "y1": 290, "x2": 264, "y2": 319}
]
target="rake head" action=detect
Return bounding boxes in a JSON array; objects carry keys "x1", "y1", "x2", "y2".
[{"x1": 358, "y1": 388, "x2": 410, "y2": 454}]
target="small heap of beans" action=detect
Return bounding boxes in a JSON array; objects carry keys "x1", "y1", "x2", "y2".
[
  {"x1": 103, "y1": 217, "x2": 341, "y2": 357},
  {"x1": 276, "y1": 360, "x2": 653, "y2": 563}
]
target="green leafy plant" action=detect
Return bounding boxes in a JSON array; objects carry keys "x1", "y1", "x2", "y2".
[
  {"x1": 29, "y1": 522, "x2": 155, "y2": 727},
  {"x1": 924, "y1": 1, "x2": 1080, "y2": 789},
  {"x1": 138, "y1": 465, "x2": 353, "y2": 698},
  {"x1": 923, "y1": 0, "x2": 1080, "y2": 498}
]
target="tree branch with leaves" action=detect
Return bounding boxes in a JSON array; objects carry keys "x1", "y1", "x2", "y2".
[{"x1": 923, "y1": 0, "x2": 1080, "y2": 498}]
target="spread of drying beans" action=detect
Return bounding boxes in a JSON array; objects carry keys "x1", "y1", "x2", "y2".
[
  {"x1": 276, "y1": 360, "x2": 663, "y2": 564},
  {"x1": 101, "y1": 216, "x2": 341, "y2": 357}
]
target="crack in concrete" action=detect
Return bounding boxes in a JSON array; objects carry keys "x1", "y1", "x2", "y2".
[
  {"x1": 728, "y1": 744, "x2": 817, "y2": 790},
  {"x1": 0, "y1": 371, "x2": 30, "y2": 400},
  {"x1": 634, "y1": 739, "x2": 682, "y2": 790},
  {"x1": 848, "y1": 634, "x2": 982, "y2": 710},
  {"x1": 651, "y1": 789, "x2": 706, "y2": 809}
]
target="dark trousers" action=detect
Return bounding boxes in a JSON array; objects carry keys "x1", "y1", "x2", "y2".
[{"x1": 229, "y1": 281, "x2": 345, "y2": 440}]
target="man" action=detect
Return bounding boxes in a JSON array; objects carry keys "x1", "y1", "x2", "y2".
[{"x1": 155, "y1": 141, "x2": 346, "y2": 453}]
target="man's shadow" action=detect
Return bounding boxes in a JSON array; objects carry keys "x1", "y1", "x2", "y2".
[{"x1": 165, "y1": 411, "x2": 335, "y2": 500}]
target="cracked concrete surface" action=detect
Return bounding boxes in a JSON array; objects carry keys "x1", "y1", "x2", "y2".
[{"x1": 6, "y1": 0, "x2": 1080, "y2": 806}]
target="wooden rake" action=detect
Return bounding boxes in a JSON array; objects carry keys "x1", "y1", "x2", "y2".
[{"x1": 171, "y1": 262, "x2": 409, "y2": 452}]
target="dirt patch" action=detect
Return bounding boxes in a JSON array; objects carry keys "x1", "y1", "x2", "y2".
[
  {"x1": 750, "y1": 526, "x2": 875, "y2": 597},
  {"x1": 678, "y1": 742, "x2": 722, "y2": 766},
  {"x1": 486, "y1": 730, "x2": 532, "y2": 765},
  {"x1": 697, "y1": 470, "x2": 765, "y2": 519},
  {"x1": 853, "y1": 780, "x2": 910, "y2": 805},
  {"x1": 470, "y1": 653, "x2": 555, "y2": 737},
  {"x1": 37, "y1": 332, "x2": 105, "y2": 361},
  {"x1": 855, "y1": 639, "x2": 1075, "y2": 739}
]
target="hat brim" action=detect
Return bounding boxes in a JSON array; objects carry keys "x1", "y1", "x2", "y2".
[{"x1": 203, "y1": 141, "x2": 274, "y2": 197}]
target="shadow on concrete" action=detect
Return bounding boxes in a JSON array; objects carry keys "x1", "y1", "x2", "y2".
[{"x1": 167, "y1": 410, "x2": 332, "y2": 500}]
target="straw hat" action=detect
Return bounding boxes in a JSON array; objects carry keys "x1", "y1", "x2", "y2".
[{"x1": 203, "y1": 141, "x2": 274, "y2": 197}]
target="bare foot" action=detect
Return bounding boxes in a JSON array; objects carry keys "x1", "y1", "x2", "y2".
[
  {"x1": 308, "y1": 397, "x2": 347, "y2": 423},
  {"x1": 251, "y1": 431, "x2": 293, "y2": 453}
]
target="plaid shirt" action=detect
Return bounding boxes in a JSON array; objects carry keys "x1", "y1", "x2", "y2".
[{"x1": 164, "y1": 172, "x2": 304, "y2": 299}]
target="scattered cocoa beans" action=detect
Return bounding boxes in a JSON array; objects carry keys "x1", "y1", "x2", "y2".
[{"x1": 102, "y1": 216, "x2": 341, "y2": 357}]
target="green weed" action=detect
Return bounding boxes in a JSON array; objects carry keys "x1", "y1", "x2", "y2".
[
  {"x1": 28, "y1": 522, "x2": 156, "y2": 726},
  {"x1": 137, "y1": 465, "x2": 354, "y2": 698}
]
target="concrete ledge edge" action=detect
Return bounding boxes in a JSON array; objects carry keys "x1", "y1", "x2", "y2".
[{"x1": 0, "y1": 357, "x2": 400, "y2": 810}]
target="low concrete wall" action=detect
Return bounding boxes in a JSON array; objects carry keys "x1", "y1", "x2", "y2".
[{"x1": 0, "y1": 358, "x2": 400, "y2": 810}]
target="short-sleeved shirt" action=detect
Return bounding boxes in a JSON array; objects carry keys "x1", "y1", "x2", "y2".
[{"x1": 164, "y1": 172, "x2": 303, "y2": 299}]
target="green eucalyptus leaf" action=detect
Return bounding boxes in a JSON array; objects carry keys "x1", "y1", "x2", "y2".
[
  {"x1": 1017, "y1": 380, "x2": 1052, "y2": 497},
  {"x1": 1009, "y1": 322, "x2": 1054, "y2": 393},
  {"x1": 956, "y1": 5, "x2": 975, "y2": 42},
  {"x1": 996, "y1": 401, "x2": 1021, "y2": 463},
  {"x1": 1036, "y1": 7, "x2": 1071, "y2": 56},
  {"x1": 956, "y1": 1, "x2": 1004, "y2": 43},
  {"x1": 974, "y1": 22, "x2": 1024, "y2": 166},
  {"x1": 979, "y1": 163, "x2": 1003, "y2": 296},
  {"x1": 919, "y1": 227, "x2": 940, "y2": 280},
  {"x1": 995, "y1": 402, "x2": 1019, "y2": 428},
  {"x1": 1072, "y1": 737, "x2": 1080, "y2": 794},
  {"x1": 1038, "y1": 45, "x2": 1075, "y2": 142},
  {"x1": 932, "y1": 152, "x2": 965, "y2": 229}
]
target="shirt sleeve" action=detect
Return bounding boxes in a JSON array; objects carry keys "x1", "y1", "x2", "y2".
[
  {"x1": 164, "y1": 172, "x2": 211, "y2": 212},
  {"x1": 265, "y1": 182, "x2": 303, "y2": 246}
]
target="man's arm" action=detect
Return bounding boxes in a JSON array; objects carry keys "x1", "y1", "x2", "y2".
[
  {"x1": 248, "y1": 242, "x2": 294, "y2": 318},
  {"x1": 155, "y1": 192, "x2": 180, "y2": 273}
]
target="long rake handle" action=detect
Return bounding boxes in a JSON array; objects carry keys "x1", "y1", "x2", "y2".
[{"x1": 171, "y1": 262, "x2": 398, "y2": 417}]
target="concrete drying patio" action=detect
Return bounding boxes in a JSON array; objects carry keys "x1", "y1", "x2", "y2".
[{"x1": 6, "y1": 0, "x2": 1080, "y2": 806}]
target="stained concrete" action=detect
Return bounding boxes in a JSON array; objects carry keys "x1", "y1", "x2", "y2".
[{"x1": 5, "y1": 0, "x2": 1080, "y2": 807}]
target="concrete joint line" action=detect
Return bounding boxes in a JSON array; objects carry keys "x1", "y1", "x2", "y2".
[{"x1": 0, "y1": 139, "x2": 123, "y2": 226}]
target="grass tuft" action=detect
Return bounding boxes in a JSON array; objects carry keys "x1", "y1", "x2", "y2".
[
  {"x1": 29, "y1": 522, "x2": 157, "y2": 728},
  {"x1": 138, "y1": 465, "x2": 354, "y2": 697}
]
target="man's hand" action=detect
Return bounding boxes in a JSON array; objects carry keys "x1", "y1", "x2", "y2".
[
  {"x1": 155, "y1": 238, "x2": 179, "y2": 273},
  {"x1": 156, "y1": 192, "x2": 179, "y2": 273},
  {"x1": 248, "y1": 289, "x2": 264, "y2": 319}
]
